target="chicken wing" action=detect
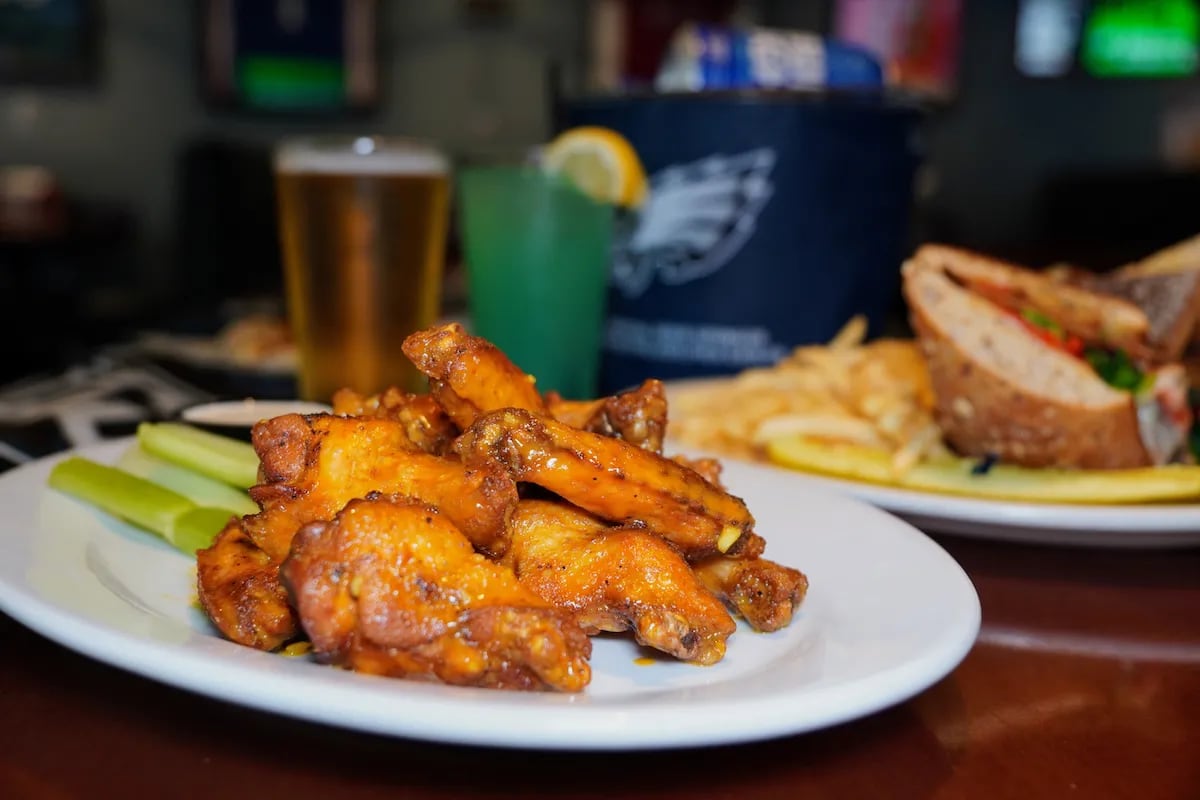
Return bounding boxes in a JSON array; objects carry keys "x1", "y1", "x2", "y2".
[
  {"x1": 454, "y1": 407, "x2": 761, "y2": 559},
  {"x1": 542, "y1": 395, "x2": 605, "y2": 431},
  {"x1": 428, "y1": 379, "x2": 483, "y2": 432},
  {"x1": 281, "y1": 495, "x2": 592, "y2": 691},
  {"x1": 690, "y1": 555, "x2": 808, "y2": 632},
  {"x1": 250, "y1": 413, "x2": 516, "y2": 554},
  {"x1": 503, "y1": 500, "x2": 735, "y2": 665},
  {"x1": 671, "y1": 455, "x2": 726, "y2": 488},
  {"x1": 197, "y1": 413, "x2": 519, "y2": 650},
  {"x1": 402, "y1": 322, "x2": 545, "y2": 428},
  {"x1": 331, "y1": 387, "x2": 458, "y2": 455},
  {"x1": 196, "y1": 518, "x2": 297, "y2": 650},
  {"x1": 546, "y1": 379, "x2": 668, "y2": 453}
]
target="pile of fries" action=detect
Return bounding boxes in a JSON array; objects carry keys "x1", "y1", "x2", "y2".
[{"x1": 669, "y1": 317, "x2": 950, "y2": 472}]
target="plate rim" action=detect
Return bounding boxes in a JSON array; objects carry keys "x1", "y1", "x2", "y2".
[
  {"x1": 0, "y1": 439, "x2": 981, "y2": 750},
  {"x1": 664, "y1": 378, "x2": 1200, "y2": 548},
  {"x1": 788, "y1": 469, "x2": 1200, "y2": 529}
]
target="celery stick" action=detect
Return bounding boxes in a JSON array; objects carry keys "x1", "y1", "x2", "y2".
[
  {"x1": 117, "y1": 444, "x2": 258, "y2": 516},
  {"x1": 48, "y1": 456, "x2": 238, "y2": 554},
  {"x1": 49, "y1": 457, "x2": 194, "y2": 539},
  {"x1": 170, "y1": 506, "x2": 237, "y2": 555},
  {"x1": 137, "y1": 422, "x2": 259, "y2": 490}
]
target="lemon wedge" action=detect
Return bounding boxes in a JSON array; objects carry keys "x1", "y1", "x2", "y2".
[{"x1": 542, "y1": 126, "x2": 648, "y2": 207}]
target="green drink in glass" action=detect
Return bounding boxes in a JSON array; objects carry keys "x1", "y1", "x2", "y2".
[{"x1": 458, "y1": 166, "x2": 614, "y2": 398}]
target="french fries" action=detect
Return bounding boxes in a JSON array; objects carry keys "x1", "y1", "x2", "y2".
[
  {"x1": 767, "y1": 435, "x2": 1200, "y2": 504},
  {"x1": 670, "y1": 317, "x2": 947, "y2": 470},
  {"x1": 669, "y1": 317, "x2": 1200, "y2": 504}
]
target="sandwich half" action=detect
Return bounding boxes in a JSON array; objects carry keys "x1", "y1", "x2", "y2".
[
  {"x1": 1084, "y1": 234, "x2": 1200, "y2": 384},
  {"x1": 903, "y1": 245, "x2": 1192, "y2": 469}
]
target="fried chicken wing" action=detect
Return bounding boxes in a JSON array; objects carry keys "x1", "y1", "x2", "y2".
[
  {"x1": 504, "y1": 500, "x2": 735, "y2": 664},
  {"x1": 250, "y1": 413, "x2": 516, "y2": 554},
  {"x1": 428, "y1": 379, "x2": 483, "y2": 432},
  {"x1": 196, "y1": 518, "x2": 298, "y2": 650},
  {"x1": 455, "y1": 408, "x2": 760, "y2": 559},
  {"x1": 546, "y1": 379, "x2": 668, "y2": 452},
  {"x1": 543, "y1": 395, "x2": 605, "y2": 430},
  {"x1": 331, "y1": 387, "x2": 459, "y2": 455},
  {"x1": 281, "y1": 495, "x2": 592, "y2": 691},
  {"x1": 690, "y1": 555, "x2": 808, "y2": 632},
  {"x1": 671, "y1": 455, "x2": 726, "y2": 488},
  {"x1": 402, "y1": 322, "x2": 545, "y2": 428},
  {"x1": 197, "y1": 413, "x2": 520, "y2": 650},
  {"x1": 194, "y1": 320, "x2": 809, "y2": 685}
]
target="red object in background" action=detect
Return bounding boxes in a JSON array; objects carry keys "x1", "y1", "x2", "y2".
[
  {"x1": 834, "y1": 0, "x2": 961, "y2": 98},
  {"x1": 620, "y1": 0, "x2": 737, "y2": 86}
]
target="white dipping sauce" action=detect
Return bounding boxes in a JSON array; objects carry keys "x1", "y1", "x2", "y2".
[{"x1": 181, "y1": 400, "x2": 332, "y2": 426}]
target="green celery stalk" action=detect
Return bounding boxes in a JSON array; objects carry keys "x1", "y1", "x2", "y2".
[
  {"x1": 117, "y1": 444, "x2": 258, "y2": 516},
  {"x1": 171, "y1": 506, "x2": 238, "y2": 555},
  {"x1": 48, "y1": 456, "x2": 238, "y2": 554},
  {"x1": 49, "y1": 457, "x2": 193, "y2": 538},
  {"x1": 137, "y1": 422, "x2": 259, "y2": 490}
]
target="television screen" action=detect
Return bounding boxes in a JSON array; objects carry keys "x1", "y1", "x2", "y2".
[
  {"x1": 200, "y1": 0, "x2": 377, "y2": 113},
  {"x1": 0, "y1": 0, "x2": 97, "y2": 85},
  {"x1": 1082, "y1": 0, "x2": 1198, "y2": 76},
  {"x1": 1016, "y1": 0, "x2": 1199, "y2": 78}
]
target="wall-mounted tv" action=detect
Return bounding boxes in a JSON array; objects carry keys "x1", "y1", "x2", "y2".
[
  {"x1": 1016, "y1": 0, "x2": 1199, "y2": 79},
  {"x1": 200, "y1": 0, "x2": 378, "y2": 114},
  {"x1": 1082, "y1": 0, "x2": 1198, "y2": 76},
  {"x1": 0, "y1": 0, "x2": 98, "y2": 85}
]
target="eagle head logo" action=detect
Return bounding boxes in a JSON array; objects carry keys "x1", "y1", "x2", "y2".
[{"x1": 612, "y1": 147, "x2": 776, "y2": 299}]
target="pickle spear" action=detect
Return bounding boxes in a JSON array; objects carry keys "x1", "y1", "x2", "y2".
[{"x1": 766, "y1": 435, "x2": 1200, "y2": 504}]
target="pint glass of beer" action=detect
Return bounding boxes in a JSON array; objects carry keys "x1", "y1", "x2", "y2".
[{"x1": 274, "y1": 136, "x2": 450, "y2": 402}]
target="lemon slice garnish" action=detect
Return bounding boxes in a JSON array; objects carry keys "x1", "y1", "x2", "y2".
[{"x1": 542, "y1": 126, "x2": 648, "y2": 208}]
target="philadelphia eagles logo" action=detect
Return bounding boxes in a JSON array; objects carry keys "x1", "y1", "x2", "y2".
[{"x1": 612, "y1": 147, "x2": 776, "y2": 299}]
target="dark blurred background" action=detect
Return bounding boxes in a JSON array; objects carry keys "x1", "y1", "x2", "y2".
[{"x1": 3, "y1": 0, "x2": 1200, "y2": 385}]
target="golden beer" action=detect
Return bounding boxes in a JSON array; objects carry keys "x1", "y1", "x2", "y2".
[{"x1": 274, "y1": 137, "x2": 450, "y2": 401}]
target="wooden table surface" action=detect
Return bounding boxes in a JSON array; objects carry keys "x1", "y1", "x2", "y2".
[{"x1": 1, "y1": 534, "x2": 1196, "y2": 800}]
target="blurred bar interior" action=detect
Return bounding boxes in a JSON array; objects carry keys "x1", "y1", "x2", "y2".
[{"x1": 3, "y1": 0, "x2": 1200, "y2": 390}]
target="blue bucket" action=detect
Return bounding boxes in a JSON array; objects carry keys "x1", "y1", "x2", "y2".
[{"x1": 562, "y1": 91, "x2": 923, "y2": 393}]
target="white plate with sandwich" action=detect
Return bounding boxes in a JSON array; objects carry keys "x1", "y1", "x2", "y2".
[
  {"x1": 669, "y1": 240, "x2": 1200, "y2": 549},
  {"x1": 761, "y1": 470, "x2": 1200, "y2": 548}
]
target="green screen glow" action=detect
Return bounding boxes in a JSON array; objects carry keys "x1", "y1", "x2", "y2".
[
  {"x1": 1082, "y1": 0, "x2": 1199, "y2": 77},
  {"x1": 237, "y1": 56, "x2": 345, "y2": 109}
]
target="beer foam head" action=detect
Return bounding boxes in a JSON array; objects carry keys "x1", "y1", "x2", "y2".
[{"x1": 275, "y1": 137, "x2": 448, "y2": 175}]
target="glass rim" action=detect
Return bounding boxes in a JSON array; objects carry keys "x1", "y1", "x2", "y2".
[
  {"x1": 274, "y1": 135, "x2": 449, "y2": 176},
  {"x1": 455, "y1": 145, "x2": 543, "y2": 169}
]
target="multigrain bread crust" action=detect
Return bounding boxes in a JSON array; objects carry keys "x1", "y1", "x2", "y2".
[
  {"x1": 1104, "y1": 234, "x2": 1200, "y2": 380},
  {"x1": 912, "y1": 244, "x2": 1154, "y2": 359},
  {"x1": 1085, "y1": 270, "x2": 1200, "y2": 363},
  {"x1": 903, "y1": 257, "x2": 1157, "y2": 469}
]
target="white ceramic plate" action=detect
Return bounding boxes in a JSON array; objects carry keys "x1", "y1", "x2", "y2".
[
  {"x1": 725, "y1": 464, "x2": 1200, "y2": 549},
  {"x1": 0, "y1": 440, "x2": 979, "y2": 751},
  {"x1": 666, "y1": 377, "x2": 1200, "y2": 549}
]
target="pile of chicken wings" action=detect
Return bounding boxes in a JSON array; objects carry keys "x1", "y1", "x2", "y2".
[{"x1": 196, "y1": 323, "x2": 807, "y2": 692}]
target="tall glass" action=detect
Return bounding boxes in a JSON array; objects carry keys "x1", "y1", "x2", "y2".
[
  {"x1": 458, "y1": 166, "x2": 613, "y2": 399},
  {"x1": 274, "y1": 136, "x2": 450, "y2": 402}
]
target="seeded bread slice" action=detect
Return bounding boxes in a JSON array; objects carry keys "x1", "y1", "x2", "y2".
[
  {"x1": 1115, "y1": 233, "x2": 1200, "y2": 279},
  {"x1": 911, "y1": 244, "x2": 1155, "y2": 360},
  {"x1": 902, "y1": 258, "x2": 1155, "y2": 469}
]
